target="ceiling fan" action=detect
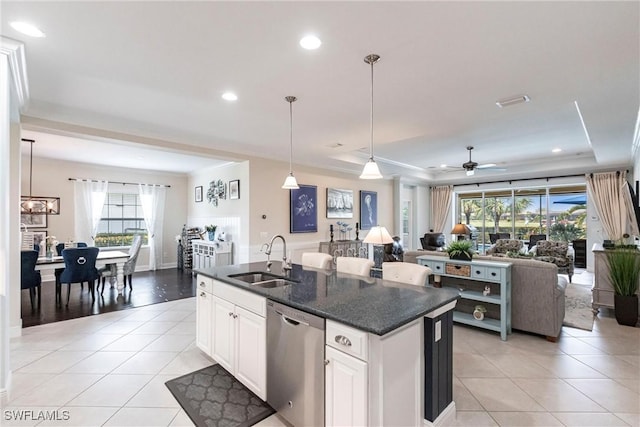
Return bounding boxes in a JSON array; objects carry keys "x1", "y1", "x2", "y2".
[{"x1": 462, "y1": 146, "x2": 506, "y2": 176}]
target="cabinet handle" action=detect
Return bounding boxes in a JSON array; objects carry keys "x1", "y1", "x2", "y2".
[
  {"x1": 491, "y1": 272, "x2": 496, "y2": 276},
  {"x1": 475, "y1": 271, "x2": 481, "y2": 274},
  {"x1": 324, "y1": 360, "x2": 330, "y2": 366},
  {"x1": 228, "y1": 312, "x2": 234, "y2": 317},
  {"x1": 335, "y1": 335, "x2": 352, "y2": 347},
  {"x1": 436, "y1": 266, "x2": 441, "y2": 270},
  {"x1": 199, "y1": 282, "x2": 206, "y2": 287},
  {"x1": 233, "y1": 314, "x2": 238, "y2": 319},
  {"x1": 200, "y1": 292, "x2": 206, "y2": 297},
  {"x1": 454, "y1": 265, "x2": 461, "y2": 270}
]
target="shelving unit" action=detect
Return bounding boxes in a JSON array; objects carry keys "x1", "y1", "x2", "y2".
[
  {"x1": 417, "y1": 255, "x2": 512, "y2": 340},
  {"x1": 181, "y1": 225, "x2": 202, "y2": 272}
]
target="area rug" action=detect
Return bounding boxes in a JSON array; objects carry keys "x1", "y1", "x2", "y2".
[
  {"x1": 165, "y1": 364, "x2": 275, "y2": 427},
  {"x1": 563, "y1": 282, "x2": 595, "y2": 331}
]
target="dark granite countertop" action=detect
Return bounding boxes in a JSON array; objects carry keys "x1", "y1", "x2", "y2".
[{"x1": 196, "y1": 261, "x2": 459, "y2": 336}]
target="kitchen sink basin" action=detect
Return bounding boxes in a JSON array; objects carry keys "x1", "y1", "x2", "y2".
[
  {"x1": 228, "y1": 271, "x2": 298, "y2": 288},
  {"x1": 252, "y1": 279, "x2": 295, "y2": 288}
]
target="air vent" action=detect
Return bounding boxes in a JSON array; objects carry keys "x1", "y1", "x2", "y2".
[{"x1": 496, "y1": 95, "x2": 530, "y2": 108}]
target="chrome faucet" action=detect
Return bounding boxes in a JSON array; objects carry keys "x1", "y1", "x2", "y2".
[{"x1": 263, "y1": 234, "x2": 291, "y2": 272}]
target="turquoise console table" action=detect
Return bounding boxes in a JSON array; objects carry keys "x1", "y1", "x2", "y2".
[{"x1": 417, "y1": 254, "x2": 512, "y2": 340}]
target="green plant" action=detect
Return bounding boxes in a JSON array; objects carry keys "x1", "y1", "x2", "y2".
[
  {"x1": 205, "y1": 224, "x2": 217, "y2": 232},
  {"x1": 445, "y1": 240, "x2": 475, "y2": 259},
  {"x1": 606, "y1": 246, "x2": 640, "y2": 296}
]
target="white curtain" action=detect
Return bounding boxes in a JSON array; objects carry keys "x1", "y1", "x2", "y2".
[
  {"x1": 431, "y1": 185, "x2": 453, "y2": 232},
  {"x1": 74, "y1": 180, "x2": 108, "y2": 244},
  {"x1": 139, "y1": 184, "x2": 166, "y2": 270},
  {"x1": 586, "y1": 171, "x2": 631, "y2": 241}
]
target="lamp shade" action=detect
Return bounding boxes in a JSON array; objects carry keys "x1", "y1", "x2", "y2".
[
  {"x1": 359, "y1": 159, "x2": 383, "y2": 179},
  {"x1": 363, "y1": 225, "x2": 393, "y2": 244},
  {"x1": 281, "y1": 173, "x2": 299, "y2": 189},
  {"x1": 451, "y1": 223, "x2": 470, "y2": 235}
]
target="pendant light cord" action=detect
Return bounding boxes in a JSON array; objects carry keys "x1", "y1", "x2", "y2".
[
  {"x1": 28, "y1": 139, "x2": 34, "y2": 197},
  {"x1": 289, "y1": 99, "x2": 293, "y2": 174},
  {"x1": 369, "y1": 57, "x2": 374, "y2": 161}
]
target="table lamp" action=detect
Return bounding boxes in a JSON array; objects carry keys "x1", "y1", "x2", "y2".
[
  {"x1": 363, "y1": 226, "x2": 393, "y2": 245},
  {"x1": 451, "y1": 223, "x2": 470, "y2": 241}
]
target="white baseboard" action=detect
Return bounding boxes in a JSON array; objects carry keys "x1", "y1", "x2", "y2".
[
  {"x1": 423, "y1": 401, "x2": 456, "y2": 427},
  {"x1": 10, "y1": 323, "x2": 21, "y2": 338}
]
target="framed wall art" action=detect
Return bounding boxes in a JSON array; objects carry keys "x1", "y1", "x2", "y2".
[
  {"x1": 32, "y1": 231, "x2": 46, "y2": 256},
  {"x1": 195, "y1": 186, "x2": 203, "y2": 203},
  {"x1": 360, "y1": 190, "x2": 377, "y2": 230},
  {"x1": 290, "y1": 184, "x2": 317, "y2": 233},
  {"x1": 229, "y1": 180, "x2": 240, "y2": 200},
  {"x1": 326, "y1": 188, "x2": 353, "y2": 219},
  {"x1": 21, "y1": 213, "x2": 47, "y2": 229}
]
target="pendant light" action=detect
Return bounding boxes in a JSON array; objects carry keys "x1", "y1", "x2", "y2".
[
  {"x1": 282, "y1": 96, "x2": 300, "y2": 189},
  {"x1": 20, "y1": 138, "x2": 60, "y2": 215},
  {"x1": 360, "y1": 53, "x2": 383, "y2": 180}
]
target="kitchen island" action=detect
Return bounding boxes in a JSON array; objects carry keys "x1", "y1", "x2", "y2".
[{"x1": 196, "y1": 261, "x2": 459, "y2": 427}]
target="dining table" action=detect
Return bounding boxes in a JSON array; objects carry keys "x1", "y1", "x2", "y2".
[{"x1": 35, "y1": 250, "x2": 130, "y2": 294}]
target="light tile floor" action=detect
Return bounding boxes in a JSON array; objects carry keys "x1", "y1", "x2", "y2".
[{"x1": 3, "y1": 272, "x2": 639, "y2": 426}]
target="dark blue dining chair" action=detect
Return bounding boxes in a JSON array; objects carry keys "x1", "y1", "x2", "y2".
[
  {"x1": 21, "y1": 250, "x2": 42, "y2": 311},
  {"x1": 60, "y1": 247, "x2": 99, "y2": 307},
  {"x1": 55, "y1": 242, "x2": 88, "y2": 295}
]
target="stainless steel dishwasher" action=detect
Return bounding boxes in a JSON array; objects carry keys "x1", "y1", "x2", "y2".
[{"x1": 267, "y1": 300, "x2": 325, "y2": 427}]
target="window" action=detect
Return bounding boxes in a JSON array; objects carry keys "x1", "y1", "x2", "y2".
[
  {"x1": 457, "y1": 185, "x2": 586, "y2": 253},
  {"x1": 95, "y1": 192, "x2": 148, "y2": 247}
]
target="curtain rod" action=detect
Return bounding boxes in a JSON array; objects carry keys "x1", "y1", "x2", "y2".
[
  {"x1": 451, "y1": 173, "x2": 585, "y2": 188},
  {"x1": 68, "y1": 178, "x2": 170, "y2": 188}
]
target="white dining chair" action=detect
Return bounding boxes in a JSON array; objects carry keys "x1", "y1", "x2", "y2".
[
  {"x1": 382, "y1": 262, "x2": 432, "y2": 287},
  {"x1": 336, "y1": 257, "x2": 374, "y2": 277},
  {"x1": 301, "y1": 252, "x2": 333, "y2": 269}
]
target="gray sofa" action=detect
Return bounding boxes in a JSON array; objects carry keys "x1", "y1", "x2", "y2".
[{"x1": 404, "y1": 250, "x2": 566, "y2": 341}]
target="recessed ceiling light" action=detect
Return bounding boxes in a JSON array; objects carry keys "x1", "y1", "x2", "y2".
[
  {"x1": 552, "y1": 148, "x2": 562, "y2": 153},
  {"x1": 10, "y1": 21, "x2": 46, "y2": 38},
  {"x1": 440, "y1": 164, "x2": 447, "y2": 168},
  {"x1": 221, "y1": 92, "x2": 238, "y2": 101},
  {"x1": 300, "y1": 35, "x2": 321, "y2": 50},
  {"x1": 496, "y1": 95, "x2": 530, "y2": 108}
]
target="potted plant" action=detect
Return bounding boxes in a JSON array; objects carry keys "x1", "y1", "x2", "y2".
[
  {"x1": 205, "y1": 225, "x2": 217, "y2": 241},
  {"x1": 445, "y1": 240, "x2": 474, "y2": 261},
  {"x1": 606, "y1": 245, "x2": 640, "y2": 326}
]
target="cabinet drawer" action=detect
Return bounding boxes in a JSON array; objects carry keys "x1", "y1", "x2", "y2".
[
  {"x1": 485, "y1": 267, "x2": 502, "y2": 282},
  {"x1": 212, "y1": 280, "x2": 266, "y2": 317},
  {"x1": 471, "y1": 266, "x2": 487, "y2": 279},
  {"x1": 196, "y1": 275, "x2": 213, "y2": 293},
  {"x1": 423, "y1": 260, "x2": 445, "y2": 275},
  {"x1": 326, "y1": 320, "x2": 368, "y2": 362}
]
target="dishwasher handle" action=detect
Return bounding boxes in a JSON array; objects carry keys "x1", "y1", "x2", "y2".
[{"x1": 276, "y1": 310, "x2": 308, "y2": 327}]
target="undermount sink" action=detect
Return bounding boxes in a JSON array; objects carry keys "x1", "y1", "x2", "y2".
[{"x1": 228, "y1": 271, "x2": 298, "y2": 288}]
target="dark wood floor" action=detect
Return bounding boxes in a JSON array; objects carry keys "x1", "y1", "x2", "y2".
[{"x1": 20, "y1": 268, "x2": 196, "y2": 328}]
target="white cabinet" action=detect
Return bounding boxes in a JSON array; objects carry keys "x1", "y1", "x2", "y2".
[
  {"x1": 325, "y1": 345, "x2": 367, "y2": 427},
  {"x1": 195, "y1": 274, "x2": 267, "y2": 400},
  {"x1": 210, "y1": 280, "x2": 267, "y2": 400},
  {"x1": 325, "y1": 319, "x2": 423, "y2": 427},
  {"x1": 195, "y1": 276, "x2": 213, "y2": 355},
  {"x1": 211, "y1": 295, "x2": 235, "y2": 372},
  {"x1": 192, "y1": 240, "x2": 232, "y2": 273},
  {"x1": 234, "y1": 306, "x2": 267, "y2": 397}
]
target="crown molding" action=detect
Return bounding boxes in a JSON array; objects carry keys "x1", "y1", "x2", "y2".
[{"x1": 0, "y1": 36, "x2": 29, "y2": 112}]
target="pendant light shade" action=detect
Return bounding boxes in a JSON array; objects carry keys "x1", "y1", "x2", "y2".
[
  {"x1": 282, "y1": 96, "x2": 300, "y2": 190},
  {"x1": 360, "y1": 53, "x2": 383, "y2": 180}
]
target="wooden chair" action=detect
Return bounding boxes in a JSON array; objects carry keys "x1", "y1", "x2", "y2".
[
  {"x1": 301, "y1": 252, "x2": 333, "y2": 269},
  {"x1": 382, "y1": 262, "x2": 432, "y2": 287},
  {"x1": 335, "y1": 257, "x2": 374, "y2": 277}
]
